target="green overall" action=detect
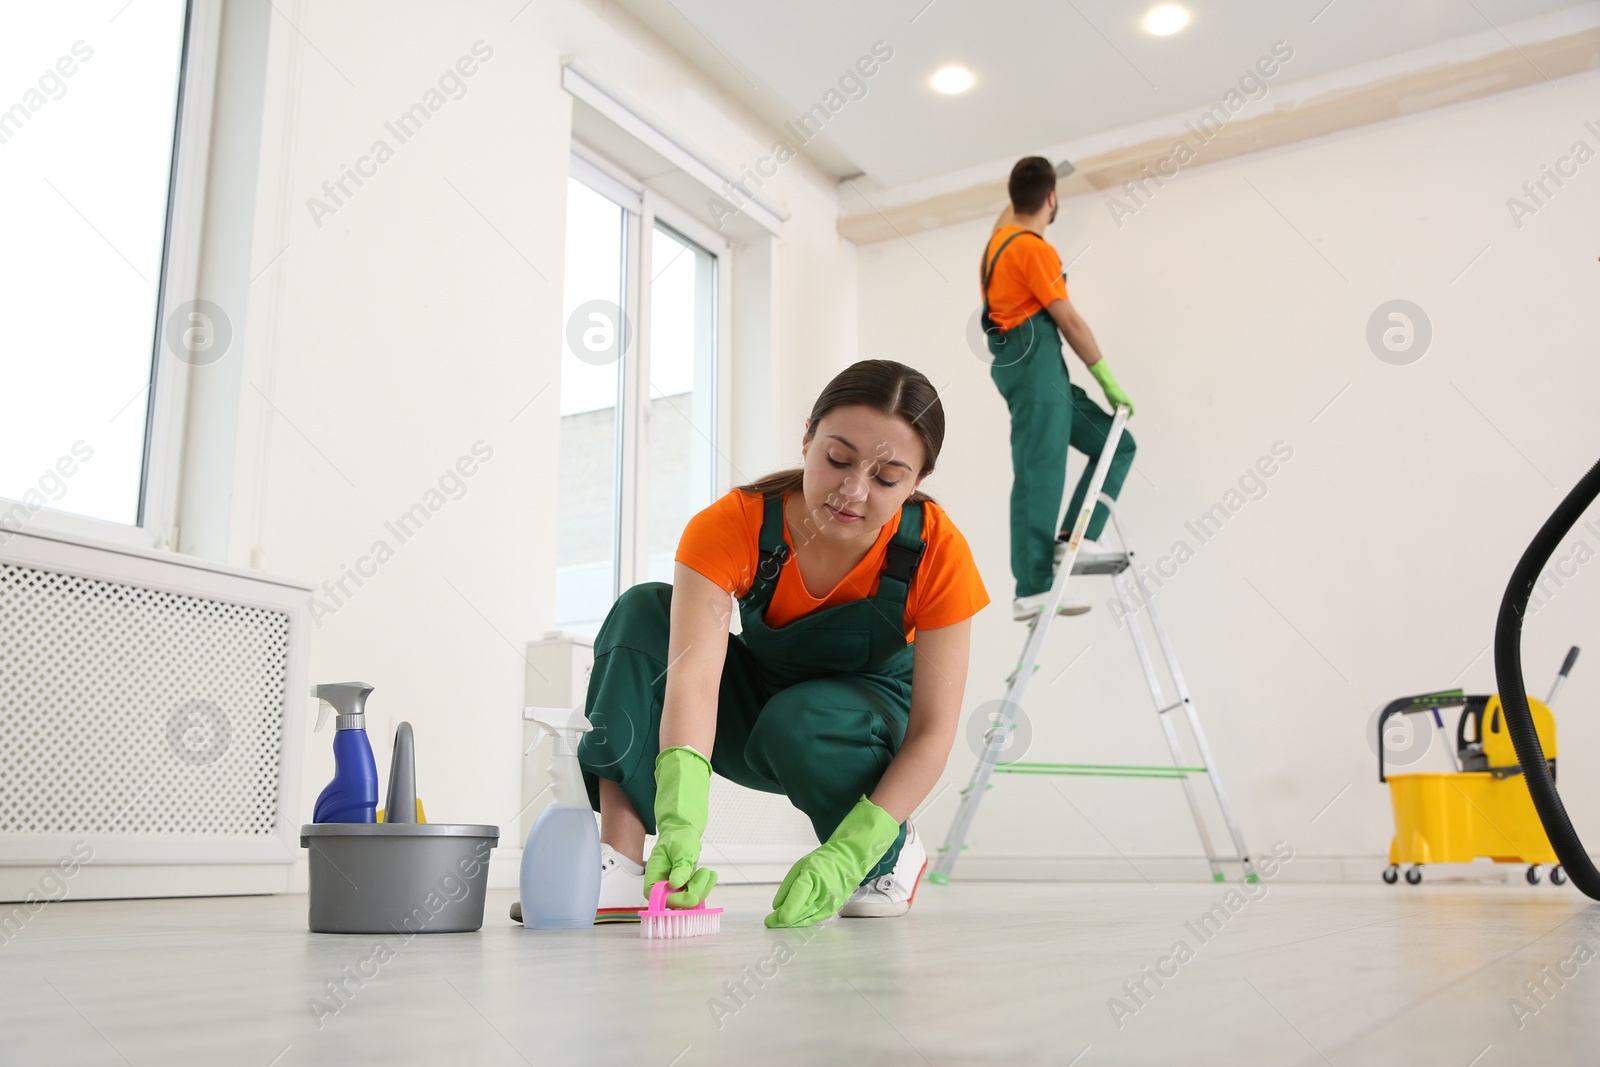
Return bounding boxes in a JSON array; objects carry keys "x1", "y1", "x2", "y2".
[
  {"x1": 577, "y1": 490, "x2": 927, "y2": 884},
  {"x1": 982, "y1": 231, "x2": 1137, "y2": 599}
]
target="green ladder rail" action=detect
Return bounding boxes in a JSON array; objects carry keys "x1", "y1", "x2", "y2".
[{"x1": 990, "y1": 762, "x2": 1208, "y2": 780}]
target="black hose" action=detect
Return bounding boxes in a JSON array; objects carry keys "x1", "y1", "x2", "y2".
[{"x1": 1494, "y1": 456, "x2": 1600, "y2": 899}]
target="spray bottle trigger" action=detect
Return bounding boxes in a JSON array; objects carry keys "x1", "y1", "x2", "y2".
[
  {"x1": 522, "y1": 706, "x2": 591, "y2": 755},
  {"x1": 310, "y1": 688, "x2": 331, "y2": 732}
]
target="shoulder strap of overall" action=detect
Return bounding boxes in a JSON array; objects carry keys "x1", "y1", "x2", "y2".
[
  {"x1": 980, "y1": 229, "x2": 1043, "y2": 324},
  {"x1": 875, "y1": 499, "x2": 926, "y2": 610},
  {"x1": 742, "y1": 490, "x2": 791, "y2": 611}
]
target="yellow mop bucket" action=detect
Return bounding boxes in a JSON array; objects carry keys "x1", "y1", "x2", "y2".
[
  {"x1": 1385, "y1": 769, "x2": 1557, "y2": 868},
  {"x1": 1377, "y1": 647, "x2": 1577, "y2": 885}
]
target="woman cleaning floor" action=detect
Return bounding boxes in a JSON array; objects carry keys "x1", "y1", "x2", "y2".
[{"x1": 571, "y1": 359, "x2": 987, "y2": 928}]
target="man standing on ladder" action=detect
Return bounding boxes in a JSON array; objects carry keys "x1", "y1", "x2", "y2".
[
  {"x1": 982, "y1": 156, "x2": 1138, "y2": 622},
  {"x1": 942, "y1": 187, "x2": 1256, "y2": 883}
]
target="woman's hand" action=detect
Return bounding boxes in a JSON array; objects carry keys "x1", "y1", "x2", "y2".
[
  {"x1": 765, "y1": 795, "x2": 900, "y2": 927},
  {"x1": 760, "y1": 618, "x2": 976, "y2": 926},
  {"x1": 645, "y1": 745, "x2": 718, "y2": 908},
  {"x1": 645, "y1": 563, "x2": 734, "y2": 907}
]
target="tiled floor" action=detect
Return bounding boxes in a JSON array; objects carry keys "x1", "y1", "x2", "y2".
[{"x1": 2, "y1": 879, "x2": 1596, "y2": 1066}]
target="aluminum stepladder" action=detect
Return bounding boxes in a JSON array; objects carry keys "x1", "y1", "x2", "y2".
[{"x1": 930, "y1": 406, "x2": 1258, "y2": 885}]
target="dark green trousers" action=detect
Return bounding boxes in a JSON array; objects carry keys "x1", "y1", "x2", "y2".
[
  {"x1": 576, "y1": 582, "x2": 909, "y2": 882},
  {"x1": 989, "y1": 311, "x2": 1137, "y2": 598}
]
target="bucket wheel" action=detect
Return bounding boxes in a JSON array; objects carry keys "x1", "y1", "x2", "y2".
[
  {"x1": 1404, "y1": 866, "x2": 1422, "y2": 885},
  {"x1": 1526, "y1": 865, "x2": 1542, "y2": 884},
  {"x1": 1551, "y1": 866, "x2": 1567, "y2": 885},
  {"x1": 1382, "y1": 865, "x2": 1399, "y2": 884}
]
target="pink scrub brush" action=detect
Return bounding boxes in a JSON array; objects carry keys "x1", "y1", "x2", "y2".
[{"x1": 638, "y1": 880, "x2": 722, "y2": 939}]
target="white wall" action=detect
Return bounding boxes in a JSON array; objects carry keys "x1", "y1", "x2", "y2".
[
  {"x1": 206, "y1": 0, "x2": 1600, "y2": 888},
  {"x1": 858, "y1": 69, "x2": 1600, "y2": 878},
  {"x1": 220, "y1": 0, "x2": 855, "y2": 885}
]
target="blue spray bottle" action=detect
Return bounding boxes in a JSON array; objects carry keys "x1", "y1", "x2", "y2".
[
  {"x1": 311, "y1": 682, "x2": 380, "y2": 823},
  {"x1": 519, "y1": 706, "x2": 600, "y2": 929}
]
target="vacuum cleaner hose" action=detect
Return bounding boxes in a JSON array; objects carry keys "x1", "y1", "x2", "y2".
[{"x1": 1494, "y1": 455, "x2": 1600, "y2": 899}]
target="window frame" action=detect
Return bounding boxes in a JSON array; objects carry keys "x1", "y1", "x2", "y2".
[
  {"x1": 565, "y1": 147, "x2": 733, "y2": 611},
  {"x1": 4, "y1": 0, "x2": 220, "y2": 552}
]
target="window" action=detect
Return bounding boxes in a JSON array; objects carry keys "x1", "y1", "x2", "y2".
[
  {"x1": 555, "y1": 179, "x2": 627, "y2": 630},
  {"x1": 645, "y1": 223, "x2": 719, "y2": 583},
  {"x1": 0, "y1": 2, "x2": 193, "y2": 540},
  {"x1": 554, "y1": 157, "x2": 728, "y2": 635}
]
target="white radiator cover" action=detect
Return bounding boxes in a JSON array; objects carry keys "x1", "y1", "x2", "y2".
[{"x1": 0, "y1": 527, "x2": 311, "y2": 901}]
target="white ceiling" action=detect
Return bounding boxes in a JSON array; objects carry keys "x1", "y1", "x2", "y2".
[{"x1": 613, "y1": 0, "x2": 1584, "y2": 188}]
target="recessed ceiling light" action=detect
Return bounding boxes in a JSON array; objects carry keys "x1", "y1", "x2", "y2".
[
  {"x1": 930, "y1": 66, "x2": 974, "y2": 94},
  {"x1": 1142, "y1": 4, "x2": 1189, "y2": 35}
]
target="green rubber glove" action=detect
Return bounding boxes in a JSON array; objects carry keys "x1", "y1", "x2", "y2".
[
  {"x1": 764, "y1": 795, "x2": 901, "y2": 928},
  {"x1": 1087, "y1": 358, "x2": 1134, "y2": 418},
  {"x1": 644, "y1": 746, "x2": 719, "y2": 908}
]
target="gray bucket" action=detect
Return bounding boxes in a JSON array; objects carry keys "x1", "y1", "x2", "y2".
[{"x1": 300, "y1": 823, "x2": 499, "y2": 934}]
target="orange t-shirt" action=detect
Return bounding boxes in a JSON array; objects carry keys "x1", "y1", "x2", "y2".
[
  {"x1": 674, "y1": 488, "x2": 990, "y2": 641},
  {"x1": 981, "y1": 225, "x2": 1068, "y2": 332}
]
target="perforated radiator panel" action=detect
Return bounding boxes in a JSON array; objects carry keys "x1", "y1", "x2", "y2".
[
  {"x1": 0, "y1": 562, "x2": 290, "y2": 837},
  {"x1": 707, "y1": 779, "x2": 819, "y2": 848}
]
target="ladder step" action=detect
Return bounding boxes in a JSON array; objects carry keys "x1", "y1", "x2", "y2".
[{"x1": 1070, "y1": 554, "x2": 1131, "y2": 575}]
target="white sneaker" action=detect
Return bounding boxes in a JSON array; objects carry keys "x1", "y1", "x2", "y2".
[
  {"x1": 508, "y1": 843, "x2": 645, "y2": 924},
  {"x1": 1012, "y1": 591, "x2": 1092, "y2": 620},
  {"x1": 1055, "y1": 536, "x2": 1122, "y2": 565},
  {"x1": 594, "y1": 844, "x2": 646, "y2": 923},
  {"x1": 840, "y1": 822, "x2": 927, "y2": 918}
]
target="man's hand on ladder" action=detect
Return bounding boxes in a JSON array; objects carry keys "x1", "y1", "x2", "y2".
[{"x1": 1088, "y1": 359, "x2": 1134, "y2": 418}]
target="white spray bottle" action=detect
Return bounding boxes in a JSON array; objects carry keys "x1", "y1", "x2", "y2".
[{"x1": 519, "y1": 706, "x2": 601, "y2": 929}]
